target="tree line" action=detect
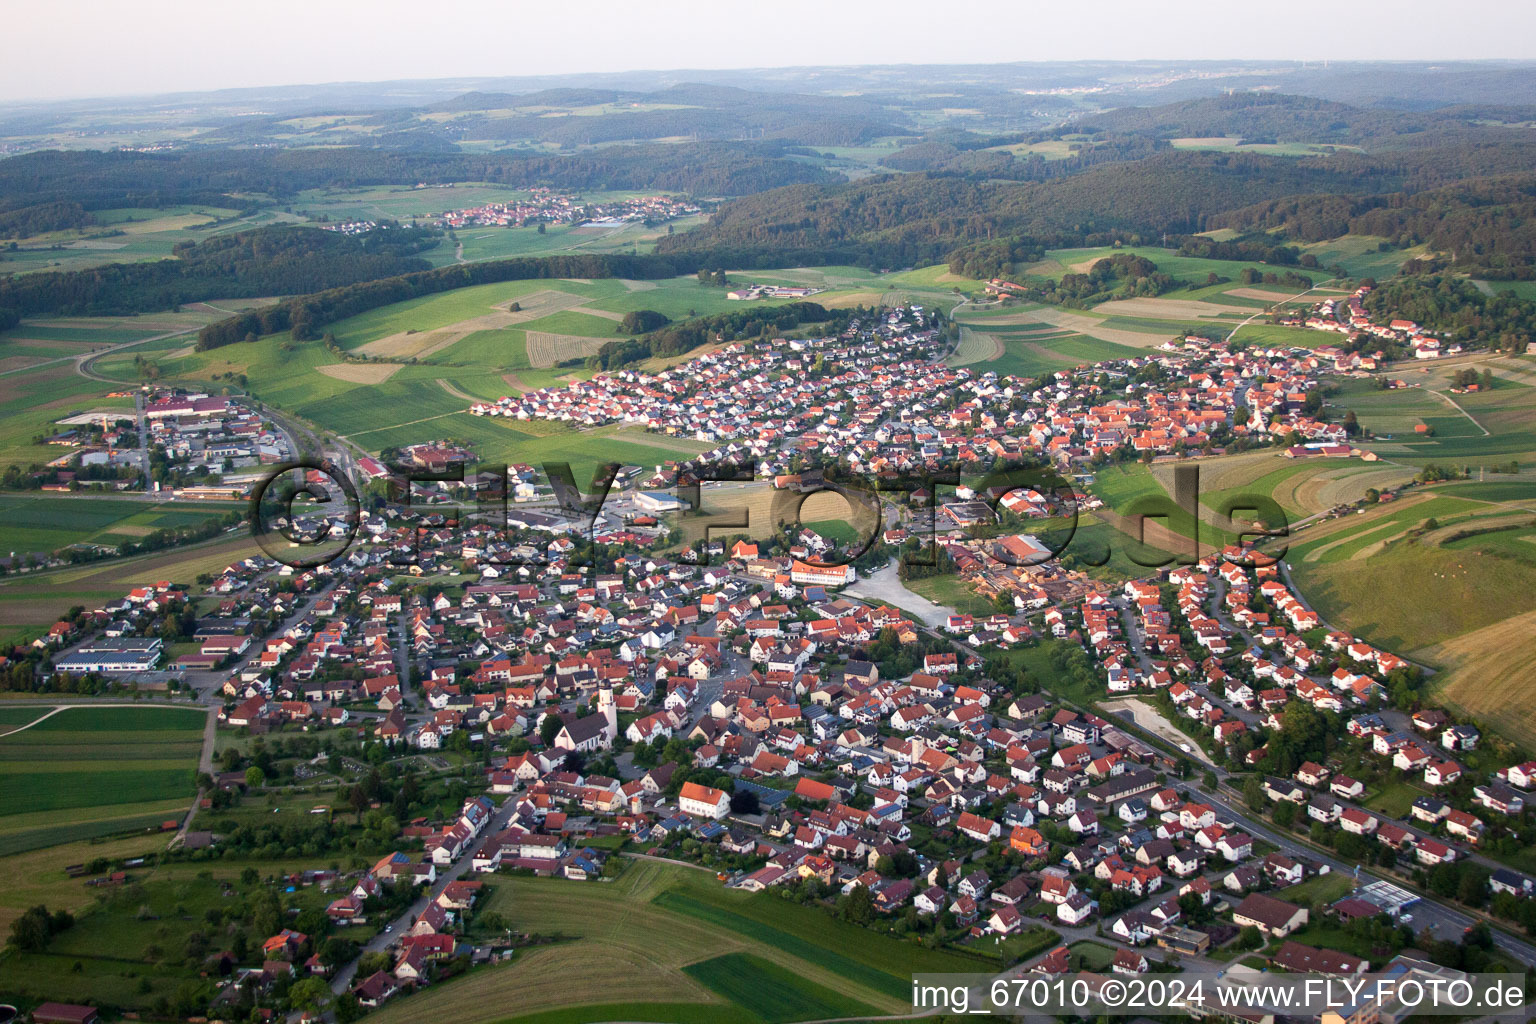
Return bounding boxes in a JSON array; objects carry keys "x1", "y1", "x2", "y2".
[
  {"x1": 586, "y1": 301, "x2": 832, "y2": 371},
  {"x1": 195, "y1": 252, "x2": 690, "y2": 350}
]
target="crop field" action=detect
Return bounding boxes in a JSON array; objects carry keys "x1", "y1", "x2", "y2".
[
  {"x1": 524, "y1": 330, "x2": 615, "y2": 367},
  {"x1": 426, "y1": 328, "x2": 531, "y2": 369},
  {"x1": 683, "y1": 952, "x2": 878, "y2": 1023},
  {"x1": 677, "y1": 483, "x2": 788, "y2": 545},
  {"x1": 1347, "y1": 376, "x2": 1536, "y2": 468},
  {"x1": 1181, "y1": 453, "x2": 1417, "y2": 521},
  {"x1": 1092, "y1": 296, "x2": 1256, "y2": 319},
  {"x1": 1168, "y1": 136, "x2": 1362, "y2": 158},
  {"x1": 959, "y1": 305, "x2": 1174, "y2": 349},
  {"x1": 1290, "y1": 495, "x2": 1486, "y2": 562},
  {"x1": 1425, "y1": 605, "x2": 1536, "y2": 750},
  {"x1": 0, "y1": 705, "x2": 205, "y2": 855},
  {"x1": 1089, "y1": 462, "x2": 1240, "y2": 557},
  {"x1": 1030, "y1": 245, "x2": 1325, "y2": 289},
  {"x1": 2, "y1": 206, "x2": 298, "y2": 277},
  {"x1": 1300, "y1": 236, "x2": 1425, "y2": 278},
  {"x1": 0, "y1": 494, "x2": 234, "y2": 555},
  {"x1": 367, "y1": 859, "x2": 974, "y2": 1024}
]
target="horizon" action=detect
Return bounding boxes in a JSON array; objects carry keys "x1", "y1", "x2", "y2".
[
  {"x1": 10, "y1": 56, "x2": 1536, "y2": 110},
  {"x1": 7, "y1": 0, "x2": 1536, "y2": 104}
]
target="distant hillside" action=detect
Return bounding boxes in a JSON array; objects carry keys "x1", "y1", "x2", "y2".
[
  {"x1": 1214, "y1": 173, "x2": 1536, "y2": 276},
  {"x1": 1071, "y1": 92, "x2": 1536, "y2": 152},
  {"x1": 657, "y1": 150, "x2": 1417, "y2": 266},
  {"x1": 0, "y1": 142, "x2": 835, "y2": 215}
]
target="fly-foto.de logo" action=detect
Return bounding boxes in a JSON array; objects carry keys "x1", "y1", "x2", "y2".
[{"x1": 248, "y1": 457, "x2": 1290, "y2": 580}]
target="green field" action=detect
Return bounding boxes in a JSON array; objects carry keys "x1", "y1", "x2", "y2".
[
  {"x1": 902, "y1": 572, "x2": 1001, "y2": 617},
  {"x1": 1089, "y1": 462, "x2": 1238, "y2": 554},
  {"x1": 1290, "y1": 509, "x2": 1536, "y2": 651},
  {"x1": 427, "y1": 328, "x2": 531, "y2": 369},
  {"x1": 2, "y1": 205, "x2": 296, "y2": 278},
  {"x1": 1029, "y1": 245, "x2": 1325, "y2": 288},
  {"x1": 0, "y1": 849, "x2": 344, "y2": 1012},
  {"x1": 0, "y1": 705, "x2": 205, "y2": 855},
  {"x1": 1168, "y1": 137, "x2": 1361, "y2": 158},
  {"x1": 683, "y1": 952, "x2": 878, "y2": 1023},
  {"x1": 956, "y1": 325, "x2": 1147, "y2": 379},
  {"x1": 0, "y1": 494, "x2": 235, "y2": 555},
  {"x1": 1275, "y1": 871, "x2": 1354, "y2": 908}
]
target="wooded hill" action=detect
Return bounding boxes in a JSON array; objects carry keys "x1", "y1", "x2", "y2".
[
  {"x1": 0, "y1": 225, "x2": 440, "y2": 317},
  {"x1": 654, "y1": 150, "x2": 1439, "y2": 267},
  {"x1": 1214, "y1": 174, "x2": 1536, "y2": 277},
  {"x1": 0, "y1": 142, "x2": 834, "y2": 220}
]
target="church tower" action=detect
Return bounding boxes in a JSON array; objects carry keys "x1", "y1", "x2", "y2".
[{"x1": 599, "y1": 686, "x2": 618, "y2": 742}]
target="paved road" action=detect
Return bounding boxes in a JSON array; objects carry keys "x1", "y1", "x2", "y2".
[{"x1": 329, "y1": 797, "x2": 522, "y2": 995}]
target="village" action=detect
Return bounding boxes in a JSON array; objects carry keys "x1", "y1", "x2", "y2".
[
  {"x1": 318, "y1": 189, "x2": 700, "y2": 238},
  {"x1": 17, "y1": 297, "x2": 1536, "y2": 1022}
]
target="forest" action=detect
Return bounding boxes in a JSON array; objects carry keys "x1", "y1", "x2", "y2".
[
  {"x1": 1214, "y1": 174, "x2": 1536, "y2": 276},
  {"x1": 0, "y1": 142, "x2": 834, "y2": 219},
  {"x1": 656, "y1": 151, "x2": 1414, "y2": 267},
  {"x1": 0, "y1": 224, "x2": 440, "y2": 317}
]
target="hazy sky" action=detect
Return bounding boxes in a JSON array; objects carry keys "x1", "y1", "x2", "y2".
[{"x1": 6, "y1": 0, "x2": 1536, "y2": 103}]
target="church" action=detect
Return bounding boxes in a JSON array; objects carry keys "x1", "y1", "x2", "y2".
[{"x1": 552, "y1": 687, "x2": 619, "y2": 753}]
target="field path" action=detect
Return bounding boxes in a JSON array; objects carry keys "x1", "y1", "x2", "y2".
[
  {"x1": 343, "y1": 410, "x2": 462, "y2": 441},
  {"x1": 437, "y1": 378, "x2": 479, "y2": 402},
  {"x1": 0, "y1": 705, "x2": 66, "y2": 736},
  {"x1": 1426, "y1": 388, "x2": 1491, "y2": 436},
  {"x1": 171, "y1": 707, "x2": 219, "y2": 848},
  {"x1": 0, "y1": 700, "x2": 210, "y2": 738},
  {"x1": 1225, "y1": 278, "x2": 1337, "y2": 345}
]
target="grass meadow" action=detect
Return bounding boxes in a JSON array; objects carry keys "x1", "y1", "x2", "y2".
[{"x1": 369, "y1": 858, "x2": 999, "y2": 1024}]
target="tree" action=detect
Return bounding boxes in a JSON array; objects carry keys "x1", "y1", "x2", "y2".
[
  {"x1": 289, "y1": 976, "x2": 329, "y2": 1011},
  {"x1": 729, "y1": 788, "x2": 760, "y2": 815},
  {"x1": 836, "y1": 885, "x2": 874, "y2": 925},
  {"x1": 320, "y1": 936, "x2": 358, "y2": 966},
  {"x1": 7, "y1": 905, "x2": 56, "y2": 952},
  {"x1": 1272, "y1": 800, "x2": 1298, "y2": 829},
  {"x1": 540, "y1": 712, "x2": 562, "y2": 747},
  {"x1": 244, "y1": 765, "x2": 265, "y2": 789},
  {"x1": 1243, "y1": 775, "x2": 1267, "y2": 811},
  {"x1": 356, "y1": 951, "x2": 392, "y2": 977},
  {"x1": 334, "y1": 994, "x2": 365, "y2": 1024}
]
